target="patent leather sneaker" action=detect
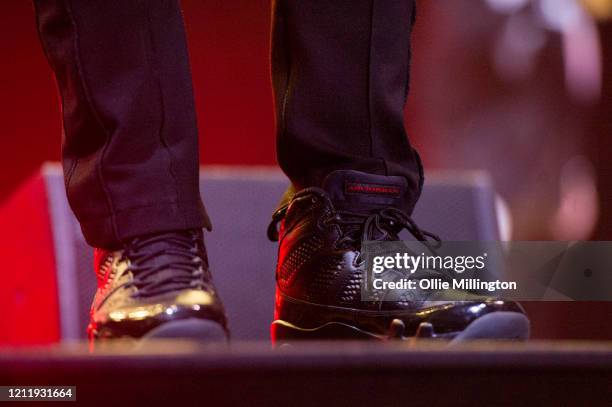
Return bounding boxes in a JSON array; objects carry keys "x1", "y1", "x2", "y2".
[
  {"x1": 88, "y1": 229, "x2": 228, "y2": 342},
  {"x1": 268, "y1": 170, "x2": 529, "y2": 342}
]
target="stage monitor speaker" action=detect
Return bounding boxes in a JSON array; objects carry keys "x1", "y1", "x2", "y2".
[{"x1": 0, "y1": 163, "x2": 500, "y2": 344}]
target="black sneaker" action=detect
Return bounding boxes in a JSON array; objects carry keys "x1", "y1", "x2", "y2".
[
  {"x1": 88, "y1": 229, "x2": 228, "y2": 342},
  {"x1": 268, "y1": 170, "x2": 529, "y2": 342}
]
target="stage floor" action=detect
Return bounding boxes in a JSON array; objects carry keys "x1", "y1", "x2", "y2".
[{"x1": 1, "y1": 340, "x2": 611, "y2": 405}]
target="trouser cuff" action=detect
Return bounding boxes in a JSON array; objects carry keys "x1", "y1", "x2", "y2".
[{"x1": 78, "y1": 200, "x2": 211, "y2": 249}]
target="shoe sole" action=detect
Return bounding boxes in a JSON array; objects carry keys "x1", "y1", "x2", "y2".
[
  {"x1": 449, "y1": 311, "x2": 530, "y2": 343},
  {"x1": 272, "y1": 311, "x2": 529, "y2": 343},
  {"x1": 272, "y1": 290, "x2": 529, "y2": 343},
  {"x1": 141, "y1": 318, "x2": 229, "y2": 342}
]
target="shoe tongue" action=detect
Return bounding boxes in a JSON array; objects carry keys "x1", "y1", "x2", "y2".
[
  {"x1": 131, "y1": 231, "x2": 195, "y2": 270},
  {"x1": 322, "y1": 170, "x2": 410, "y2": 213}
]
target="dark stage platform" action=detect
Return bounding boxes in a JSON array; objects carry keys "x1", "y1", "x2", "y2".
[{"x1": 1, "y1": 340, "x2": 610, "y2": 406}]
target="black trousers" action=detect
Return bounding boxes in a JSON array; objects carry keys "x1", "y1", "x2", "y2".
[{"x1": 34, "y1": 0, "x2": 422, "y2": 249}]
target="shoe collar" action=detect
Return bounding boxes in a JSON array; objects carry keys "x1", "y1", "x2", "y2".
[{"x1": 321, "y1": 170, "x2": 412, "y2": 214}]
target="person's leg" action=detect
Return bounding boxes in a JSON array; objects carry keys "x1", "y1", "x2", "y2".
[
  {"x1": 271, "y1": 0, "x2": 422, "y2": 213},
  {"x1": 34, "y1": 0, "x2": 227, "y2": 342},
  {"x1": 269, "y1": 0, "x2": 529, "y2": 342},
  {"x1": 34, "y1": 0, "x2": 210, "y2": 250}
]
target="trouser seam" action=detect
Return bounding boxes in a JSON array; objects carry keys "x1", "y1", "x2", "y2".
[
  {"x1": 143, "y1": 2, "x2": 186, "y2": 230},
  {"x1": 366, "y1": 0, "x2": 375, "y2": 158},
  {"x1": 33, "y1": 1, "x2": 79, "y2": 194},
  {"x1": 279, "y1": 3, "x2": 292, "y2": 170},
  {"x1": 368, "y1": 1, "x2": 388, "y2": 177},
  {"x1": 66, "y1": 0, "x2": 120, "y2": 243}
]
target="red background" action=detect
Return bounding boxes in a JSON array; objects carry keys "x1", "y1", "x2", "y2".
[{"x1": 0, "y1": 0, "x2": 279, "y2": 203}]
